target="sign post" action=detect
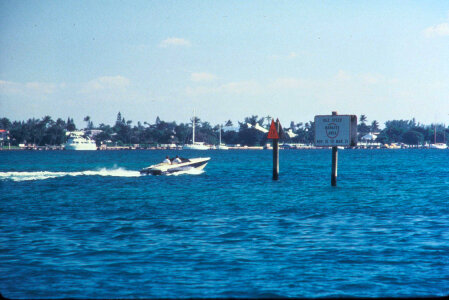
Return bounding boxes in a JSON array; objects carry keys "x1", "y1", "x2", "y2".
[
  {"x1": 267, "y1": 119, "x2": 280, "y2": 180},
  {"x1": 331, "y1": 112, "x2": 338, "y2": 186},
  {"x1": 314, "y1": 112, "x2": 357, "y2": 186}
]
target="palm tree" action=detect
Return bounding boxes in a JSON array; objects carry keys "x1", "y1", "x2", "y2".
[
  {"x1": 0, "y1": 118, "x2": 11, "y2": 129},
  {"x1": 264, "y1": 115, "x2": 272, "y2": 126},
  {"x1": 84, "y1": 116, "x2": 90, "y2": 129},
  {"x1": 360, "y1": 114, "x2": 367, "y2": 125},
  {"x1": 290, "y1": 121, "x2": 296, "y2": 131},
  {"x1": 371, "y1": 120, "x2": 379, "y2": 133},
  {"x1": 244, "y1": 115, "x2": 259, "y2": 126}
]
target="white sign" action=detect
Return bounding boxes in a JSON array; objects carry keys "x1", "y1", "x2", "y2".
[{"x1": 314, "y1": 115, "x2": 357, "y2": 147}]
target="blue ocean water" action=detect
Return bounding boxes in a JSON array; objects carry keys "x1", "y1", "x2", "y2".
[{"x1": 0, "y1": 149, "x2": 448, "y2": 298}]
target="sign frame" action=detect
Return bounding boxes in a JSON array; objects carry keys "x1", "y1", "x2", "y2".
[
  {"x1": 267, "y1": 119, "x2": 279, "y2": 139},
  {"x1": 314, "y1": 114, "x2": 357, "y2": 147}
]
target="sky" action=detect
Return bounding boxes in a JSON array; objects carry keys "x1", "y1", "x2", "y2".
[{"x1": 1, "y1": 0, "x2": 449, "y2": 128}]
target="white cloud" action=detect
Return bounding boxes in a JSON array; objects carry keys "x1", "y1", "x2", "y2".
[
  {"x1": 81, "y1": 76, "x2": 130, "y2": 94},
  {"x1": 0, "y1": 80, "x2": 58, "y2": 96},
  {"x1": 360, "y1": 73, "x2": 385, "y2": 85},
  {"x1": 184, "y1": 70, "x2": 400, "y2": 112},
  {"x1": 186, "y1": 80, "x2": 262, "y2": 96},
  {"x1": 220, "y1": 80, "x2": 261, "y2": 94},
  {"x1": 185, "y1": 85, "x2": 214, "y2": 96},
  {"x1": 0, "y1": 80, "x2": 21, "y2": 95},
  {"x1": 335, "y1": 70, "x2": 352, "y2": 81},
  {"x1": 423, "y1": 22, "x2": 449, "y2": 37},
  {"x1": 190, "y1": 72, "x2": 217, "y2": 82},
  {"x1": 268, "y1": 77, "x2": 310, "y2": 89},
  {"x1": 270, "y1": 51, "x2": 298, "y2": 60},
  {"x1": 25, "y1": 82, "x2": 58, "y2": 94},
  {"x1": 158, "y1": 37, "x2": 191, "y2": 48}
]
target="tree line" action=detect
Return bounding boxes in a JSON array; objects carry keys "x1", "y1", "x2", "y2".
[{"x1": 0, "y1": 113, "x2": 448, "y2": 147}]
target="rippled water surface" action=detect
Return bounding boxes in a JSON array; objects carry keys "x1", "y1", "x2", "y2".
[{"x1": 1, "y1": 149, "x2": 448, "y2": 298}]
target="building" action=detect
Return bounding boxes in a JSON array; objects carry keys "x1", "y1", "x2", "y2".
[{"x1": 0, "y1": 129, "x2": 9, "y2": 146}]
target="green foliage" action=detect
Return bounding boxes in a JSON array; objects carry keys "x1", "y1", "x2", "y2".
[
  {"x1": 370, "y1": 120, "x2": 379, "y2": 132},
  {"x1": 402, "y1": 130, "x2": 424, "y2": 145},
  {"x1": 66, "y1": 118, "x2": 76, "y2": 131},
  {"x1": 357, "y1": 115, "x2": 371, "y2": 138},
  {"x1": 1, "y1": 114, "x2": 448, "y2": 147},
  {"x1": 0, "y1": 118, "x2": 12, "y2": 129},
  {"x1": 222, "y1": 130, "x2": 239, "y2": 145},
  {"x1": 360, "y1": 114, "x2": 367, "y2": 124},
  {"x1": 5, "y1": 116, "x2": 68, "y2": 146},
  {"x1": 238, "y1": 128, "x2": 263, "y2": 146}
]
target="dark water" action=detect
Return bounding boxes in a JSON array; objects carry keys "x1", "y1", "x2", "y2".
[{"x1": 1, "y1": 149, "x2": 448, "y2": 298}]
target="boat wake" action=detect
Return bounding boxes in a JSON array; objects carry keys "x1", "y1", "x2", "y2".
[
  {"x1": 0, "y1": 168, "x2": 141, "y2": 182},
  {"x1": 1, "y1": 167, "x2": 206, "y2": 181},
  {"x1": 165, "y1": 168, "x2": 205, "y2": 176}
]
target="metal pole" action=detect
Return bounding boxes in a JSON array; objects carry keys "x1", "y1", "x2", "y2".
[
  {"x1": 331, "y1": 145, "x2": 338, "y2": 186},
  {"x1": 331, "y1": 111, "x2": 338, "y2": 186},
  {"x1": 273, "y1": 119, "x2": 279, "y2": 180}
]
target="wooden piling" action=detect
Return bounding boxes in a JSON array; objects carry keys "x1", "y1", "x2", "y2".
[
  {"x1": 331, "y1": 111, "x2": 338, "y2": 186},
  {"x1": 268, "y1": 118, "x2": 280, "y2": 180},
  {"x1": 273, "y1": 120, "x2": 279, "y2": 180},
  {"x1": 273, "y1": 119, "x2": 280, "y2": 180},
  {"x1": 331, "y1": 145, "x2": 338, "y2": 186},
  {"x1": 273, "y1": 139, "x2": 279, "y2": 180}
]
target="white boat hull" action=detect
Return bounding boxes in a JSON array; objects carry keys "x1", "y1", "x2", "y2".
[
  {"x1": 64, "y1": 145, "x2": 97, "y2": 151},
  {"x1": 65, "y1": 131, "x2": 97, "y2": 150},
  {"x1": 429, "y1": 143, "x2": 448, "y2": 149},
  {"x1": 140, "y1": 157, "x2": 210, "y2": 175},
  {"x1": 64, "y1": 142, "x2": 97, "y2": 150},
  {"x1": 183, "y1": 143, "x2": 210, "y2": 150}
]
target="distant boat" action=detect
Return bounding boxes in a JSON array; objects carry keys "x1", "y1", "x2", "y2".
[
  {"x1": 64, "y1": 131, "x2": 97, "y2": 150},
  {"x1": 385, "y1": 143, "x2": 401, "y2": 149},
  {"x1": 183, "y1": 111, "x2": 209, "y2": 150},
  {"x1": 217, "y1": 125, "x2": 229, "y2": 150},
  {"x1": 183, "y1": 142, "x2": 209, "y2": 150},
  {"x1": 429, "y1": 143, "x2": 448, "y2": 149},
  {"x1": 430, "y1": 126, "x2": 447, "y2": 149},
  {"x1": 217, "y1": 144, "x2": 229, "y2": 150}
]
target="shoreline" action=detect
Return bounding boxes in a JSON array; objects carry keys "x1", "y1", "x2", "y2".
[{"x1": 0, "y1": 145, "x2": 444, "y2": 151}]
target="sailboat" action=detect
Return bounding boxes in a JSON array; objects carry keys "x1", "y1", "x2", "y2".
[
  {"x1": 429, "y1": 126, "x2": 448, "y2": 149},
  {"x1": 183, "y1": 111, "x2": 210, "y2": 150},
  {"x1": 217, "y1": 125, "x2": 229, "y2": 150}
]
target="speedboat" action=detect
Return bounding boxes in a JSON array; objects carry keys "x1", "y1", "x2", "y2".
[
  {"x1": 140, "y1": 157, "x2": 210, "y2": 175},
  {"x1": 65, "y1": 131, "x2": 97, "y2": 150}
]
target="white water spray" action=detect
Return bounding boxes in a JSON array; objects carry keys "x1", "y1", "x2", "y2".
[
  {"x1": 165, "y1": 168, "x2": 205, "y2": 176},
  {"x1": 0, "y1": 166, "x2": 205, "y2": 181},
  {"x1": 0, "y1": 168, "x2": 141, "y2": 182}
]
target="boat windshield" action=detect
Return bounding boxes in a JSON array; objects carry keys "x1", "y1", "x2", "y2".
[{"x1": 170, "y1": 157, "x2": 190, "y2": 163}]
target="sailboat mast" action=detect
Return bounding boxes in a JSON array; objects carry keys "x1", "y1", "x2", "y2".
[
  {"x1": 192, "y1": 110, "x2": 195, "y2": 144},
  {"x1": 434, "y1": 126, "x2": 436, "y2": 144}
]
